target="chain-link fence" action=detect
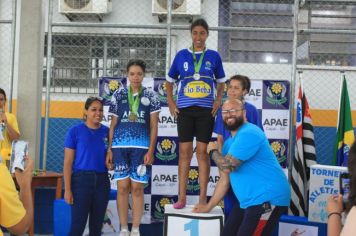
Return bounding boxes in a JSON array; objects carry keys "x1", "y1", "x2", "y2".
[{"x1": 1, "y1": 0, "x2": 356, "y2": 171}]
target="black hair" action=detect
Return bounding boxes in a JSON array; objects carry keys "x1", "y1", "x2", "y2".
[
  {"x1": 229, "y1": 75, "x2": 249, "y2": 91},
  {"x1": 190, "y1": 18, "x2": 209, "y2": 35},
  {"x1": 0, "y1": 88, "x2": 7, "y2": 101},
  {"x1": 347, "y1": 141, "x2": 356, "y2": 211},
  {"x1": 83, "y1": 96, "x2": 103, "y2": 121},
  {"x1": 84, "y1": 97, "x2": 103, "y2": 110},
  {"x1": 243, "y1": 75, "x2": 251, "y2": 93},
  {"x1": 126, "y1": 59, "x2": 146, "y2": 73}
]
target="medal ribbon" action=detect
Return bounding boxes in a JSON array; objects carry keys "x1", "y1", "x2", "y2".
[
  {"x1": 128, "y1": 85, "x2": 142, "y2": 116},
  {"x1": 192, "y1": 45, "x2": 206, "y2": 75}
]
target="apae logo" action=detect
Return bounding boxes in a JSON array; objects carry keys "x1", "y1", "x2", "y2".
[
  {"x1": 158, "y1": 115, "x2": 177, "y2": 124},
  {"x1": 263, "y1": 118, "x2": 288, "y2": 127},
  {"x1": 186, "y1": 168, "x2": 200, "y2": 193},
  {"x1": 153, "y1": 197, "x2": 174, "y2": 220},
  {"x1": 266, "y1": 82, "x2": 287, "y2": 105},
  {"x1": 270, "y1": 141, "x2": 287, "y2": 165},
  {"x1": 102, "y1": 79, "x2": 123, "y2": 101},
  {"x1": 156, "y1": 139, "x2": 177, "y2": 162},
  {"x1": 157, "y1": 81, "x2": 177, "y2": 104}
]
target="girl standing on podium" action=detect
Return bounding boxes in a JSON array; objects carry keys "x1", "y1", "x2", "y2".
[
  {"x1": 63, "y1": 96, "x2": 110, "y2": 236},
  {"x1": 106, "y1": 59, "x2": 160, "y2": 236},
  {"x1": 166, "y1": 18, "x2": 226, "y2": 209}
]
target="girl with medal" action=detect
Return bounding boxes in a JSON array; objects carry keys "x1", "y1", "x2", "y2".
[
  {"x1": 106, "y1": 59, "x2": 160, "y2": 236},
  {"x1": 166, "y1": 18, "x2": 226, "y2": 209}
]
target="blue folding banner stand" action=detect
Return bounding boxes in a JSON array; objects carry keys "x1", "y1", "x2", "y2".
[{"x1": 272, "y1": 215, "x2": 327, "y2": 236}]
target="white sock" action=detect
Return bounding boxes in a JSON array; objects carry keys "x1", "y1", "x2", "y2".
[
  {"x1": 121, "y1": 225, "x2": 129, "y2": 231},
  {"x1": 132, "y1": 226, "x2": 140, "y2": 232}
]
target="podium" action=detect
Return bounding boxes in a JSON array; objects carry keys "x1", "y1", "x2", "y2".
[{"x1": 164, "y1": 204, "x2": 224, "y2": 236}]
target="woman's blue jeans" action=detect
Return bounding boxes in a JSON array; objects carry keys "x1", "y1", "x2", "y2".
[{"x1": 69, "y1": 171, "x2": 110, "y2": 236}]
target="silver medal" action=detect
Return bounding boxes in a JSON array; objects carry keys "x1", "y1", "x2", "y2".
[{"x1": 193, "y1": 73, "x2": 200, "y2": 80}]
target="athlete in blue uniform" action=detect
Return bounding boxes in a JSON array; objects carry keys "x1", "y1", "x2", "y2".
[
  {"x1": 64, "y1": 97, "x2": 110, "y2": 236},
  {"x1": 194, "y1": 99, "x2": 290, "y2": 236},
  {"x1": 214, "y1": 75, "x2": 264, "y2": 218},
  {"x1": 166, "y1": 18, "x2": 226, "y2": 209},
  {"x1": 106, "y1": 59, "x2": 160, "y2": 236}
]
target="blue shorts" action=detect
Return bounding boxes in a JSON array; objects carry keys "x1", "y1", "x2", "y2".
[{"x1": 112, "y1": 148, "x2": 151, "y2": 183}]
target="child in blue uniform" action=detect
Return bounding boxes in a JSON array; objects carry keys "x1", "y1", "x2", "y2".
[
  {"x1": 106, "y1": 59, "x2": 160, "y2": 236},
  {"x1": 64, "y1": 97, "x2": 110, "y2": 236},
  {"x1": 166, "y1": 18, "x2": 226, "y2": 209}
]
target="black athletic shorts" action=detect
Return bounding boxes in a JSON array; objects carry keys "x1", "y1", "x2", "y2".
[{"x1": 177, "y1": 106, "x2": 214, "y2": 143}]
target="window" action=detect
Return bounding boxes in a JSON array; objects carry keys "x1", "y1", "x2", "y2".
[
  {"x1": 219, "y1": 0, "x2": 294, "y2": 64},
  {"x1": 44, "y1": 34, "x2": 167, "y2": 93}
]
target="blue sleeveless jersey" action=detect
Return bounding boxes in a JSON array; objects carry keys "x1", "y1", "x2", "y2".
[{"x1": 167, "y1": 48, "x2": 226, "y2": 108}]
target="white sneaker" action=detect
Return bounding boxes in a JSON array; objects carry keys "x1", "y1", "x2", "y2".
[
  {"x1": 119, "y1": 229, "x2": 130, "y2": 236},
  {"x1": 130, "y1": 230, "x2": 140, "y2": 236}
]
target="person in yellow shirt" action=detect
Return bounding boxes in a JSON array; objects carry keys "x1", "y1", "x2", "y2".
[
  {"x1": 0, "y1": 88, "x2": 20, "y2": 166},
  {"x1": 0, "y1": 156, "x2": 33, "y2": 235}
]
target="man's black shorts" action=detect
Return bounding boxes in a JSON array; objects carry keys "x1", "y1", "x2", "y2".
[{"x1": 177, "y1": 106, "x2": 214, "y2": 143}]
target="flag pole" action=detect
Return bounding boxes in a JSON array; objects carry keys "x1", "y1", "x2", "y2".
[
  {"x1": 298, "y1": 71, "x2": 309, "y2": 208},
  {"x1": 336, "y1": 72, "x2": 344, "y2": 132},
  {"x1": 299, "y1": 71, "x2": 304, "y2": 96}
]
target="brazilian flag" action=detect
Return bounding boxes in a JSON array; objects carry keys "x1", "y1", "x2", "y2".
[{"x1": 333, "y1": 76, "x2": 355, "y2": 166}]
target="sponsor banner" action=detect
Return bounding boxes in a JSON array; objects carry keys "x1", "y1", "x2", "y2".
[
  {"x1": 308, "y1": 164, "x2": 347, "y2": 223},
  {"x1": 207, "y1": 167, "x2": 220, "y2": 197},
  {"x1": 154, "y1": 137, "x2": 179, "y2": 166},
  {"x1": 151, "y1": 195, "x2": 177, "y2": 222},
  {"x1": 108, "y1": 170, "x2": 117, "y2": 190},
  {"x1": 245, "y1": 80, "x2": 263, "y2": 109},
  {"x1": 158, "y1": 107, "x2": 178, "y2": 137},
  {"x1": 186, "y1": 195, "x2": 200, "y2": 206},
  {"x1": 128, "y1": 194, "x2": 152, "y2": 224},
  {"x1": 262, "y1": 109, "x2": 290, "y2": 139},
  {"x1": 154, "y1": 78, "x2": 178, "y2": 107},
  {"x1": 262, "y1": 80, "x2": 290, "y2": 110},
  {"x1": 143, "y1": 178, "x2": 152, "y2": 195},
  {"x1": 102, "y1": 106, "x2": 111, "y2": 127},
  {"x1": 141, "y1": 77, "x2": 155, "y2": 90},
  {"x1": 99, "y1": 77, "x2": 290, "y2": 223},
  {"x1": 269, "y1": 139, "x2": 288, "y2": 168},
  {"x1": 151, "y1": 165, "x2": 179, "y2": 195},
  {"x1": 186, "y1": 167, "x2": 201, "y2": 195},
  {"x1": 99, "y1": 77, "x2": 127, "y2": 106}
]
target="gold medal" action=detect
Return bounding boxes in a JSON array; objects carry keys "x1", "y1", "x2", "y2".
[{"x1": 128, "y1": 113, "x2": 137, "y2": 122}]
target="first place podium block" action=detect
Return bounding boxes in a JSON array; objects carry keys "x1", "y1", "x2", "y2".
[{"x1": 164, "y1": 204, "x2": 224, "y2": 236}]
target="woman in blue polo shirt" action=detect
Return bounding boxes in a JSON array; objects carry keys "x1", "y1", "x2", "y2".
[
  {"x1": 63, "y1": 97, "x2": 110, "y2": 236},
  {"x1": 166, "y1": 18, "x2": 226, "y2": 209}
]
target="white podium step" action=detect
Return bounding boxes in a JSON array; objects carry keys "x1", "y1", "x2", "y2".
[{"x1": 164, "y1": 204, "x2": 224, "y2": 236}]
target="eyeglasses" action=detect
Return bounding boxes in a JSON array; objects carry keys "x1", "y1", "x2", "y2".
[{"x1": 221, "y1": 109, "x2": 243, "y2": 115}]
